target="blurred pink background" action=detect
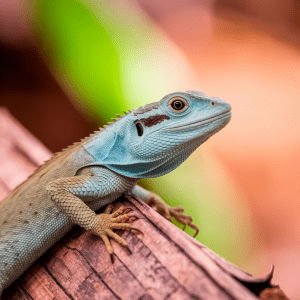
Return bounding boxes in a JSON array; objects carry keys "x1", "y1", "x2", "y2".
[
  {"x1": 136, "y1": 2, "x2": 300, "y2": 298},
  {"x1": 1, "y1": 0, "x2": 300, "y2": 298}
]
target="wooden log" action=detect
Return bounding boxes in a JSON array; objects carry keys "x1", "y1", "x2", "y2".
[{"x1": 0, "y1": 107, "x2": 288, "y2": 300}]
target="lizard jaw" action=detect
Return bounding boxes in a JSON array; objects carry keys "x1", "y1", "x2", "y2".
[{"x1": 161, "y1": 111, "x2": 232, "y2": 132}]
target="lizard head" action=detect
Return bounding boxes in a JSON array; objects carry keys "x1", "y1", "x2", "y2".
[
  {"x1": 132, "y1": 90, "x2": 231, "y2": 149},
  {"x1": 127, "y1": 90, "x2": 231, "y2": 160},
  {"x1": 84, "y1": 91, "x2": 231, "y2": 178}
]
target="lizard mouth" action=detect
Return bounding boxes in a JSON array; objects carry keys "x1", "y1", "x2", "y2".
[{"x1": 162, "y1": 111, "x2": 232, "y2": 132}]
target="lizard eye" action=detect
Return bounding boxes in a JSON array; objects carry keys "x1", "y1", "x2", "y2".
[
  {"x1": 168, "y1": 97, "x2": 189, "y2": 113},
  {"x1": 135, "y1": 122, "x2": 144, "y2": 136}
]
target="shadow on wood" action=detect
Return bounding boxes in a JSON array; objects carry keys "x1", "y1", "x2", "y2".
[{"x1": 0, "y1": 107, "x2": 288, "y2": 300}]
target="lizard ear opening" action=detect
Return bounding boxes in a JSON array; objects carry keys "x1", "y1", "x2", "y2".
[{"x1": 135, "y1": 122, "x2": 144, "y2": 136}]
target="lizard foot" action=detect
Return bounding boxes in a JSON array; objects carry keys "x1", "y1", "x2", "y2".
[
  {"x1": 168, "y1": 206, "x2": 199, "y2": 238},
  {"x1": 147, "y1": 193, "x2": 199, "y2": 237},
  {"x1": 92, "y1": 204, "x2": 142, "y2": 262}
]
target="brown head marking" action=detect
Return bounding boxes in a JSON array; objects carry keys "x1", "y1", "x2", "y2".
[{"x1": 140, "y1": 115, "x2": 170, "y2": 127}]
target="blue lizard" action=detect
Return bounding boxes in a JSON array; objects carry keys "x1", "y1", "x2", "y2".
[{"x1": 0, "y1": 90, "x2": 231, "y2": 295}]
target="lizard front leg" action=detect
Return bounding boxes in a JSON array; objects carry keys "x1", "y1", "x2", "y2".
[
  {"x1": 46, "y1": 167, "x2": 140, "y2": 261},
  {"x1": 132, "y1": 185, "x2": 199, "y2": 237}
]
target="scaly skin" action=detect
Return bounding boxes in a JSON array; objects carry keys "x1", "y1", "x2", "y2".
[{"x1": 0, "y1": 90, "x2": 231, "y2": 295}]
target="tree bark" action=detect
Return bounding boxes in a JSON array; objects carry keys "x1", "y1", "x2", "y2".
[{"x1": 0, "y1": 107, "x2": 287, "y2": 300}]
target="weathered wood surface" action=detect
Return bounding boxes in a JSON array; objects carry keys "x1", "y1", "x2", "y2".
[{"x1": 0, "y1": 107, "x2": 280, "y2": 300}]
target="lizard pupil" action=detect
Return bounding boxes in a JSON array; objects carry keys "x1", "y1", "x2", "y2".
[
  {"x1": 136, "y1": 122, "x2": 144, "y2": 136},
  {"x1": 172, "y1": 100, "x2": 184, "y2": 110}
]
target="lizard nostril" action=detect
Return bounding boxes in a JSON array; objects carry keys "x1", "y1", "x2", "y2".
[{"x1": 210, "y1": 101, "x2": 216, "y2": 107}]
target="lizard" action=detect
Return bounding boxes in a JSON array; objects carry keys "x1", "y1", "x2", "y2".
[{"x1": 0, "y1": 90, "x2": 231, "y2": 296}]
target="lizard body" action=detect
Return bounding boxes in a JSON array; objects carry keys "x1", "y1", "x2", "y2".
[{"x1": 0, "y1": 91, "x2": 231, "y2": 295}]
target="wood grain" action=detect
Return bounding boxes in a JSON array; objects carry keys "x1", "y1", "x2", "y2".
[{"x1": 0, "y1": 107, "x2": 277, "y2": 300}]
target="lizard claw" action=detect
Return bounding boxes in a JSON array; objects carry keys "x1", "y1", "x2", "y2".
[
  {"x1": 92, "y1": 205, "x2": 141, "y2": 262},
  {"x1": 129, "y1": 226, "x2": 144, "y2": 235},
  {"x1": 110, "y1": 253, "x2": 115, "y2": 263},
  {"x1": 126, "y1": 245, "x2": 132, "y2": 254},
  {"x1": 124, "y1": 207, "x2": 133, "y2": 214},
  {"x1": 127, "y1": 215, "x2": 140, "y2": 222},
  {"x1": 191, "y1": 224, "x2": 199, "y2": 238}
]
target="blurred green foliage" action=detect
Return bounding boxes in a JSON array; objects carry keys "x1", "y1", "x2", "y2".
[{"x1": 37, "y1": 0, "x2": 124, "y2": 119}]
